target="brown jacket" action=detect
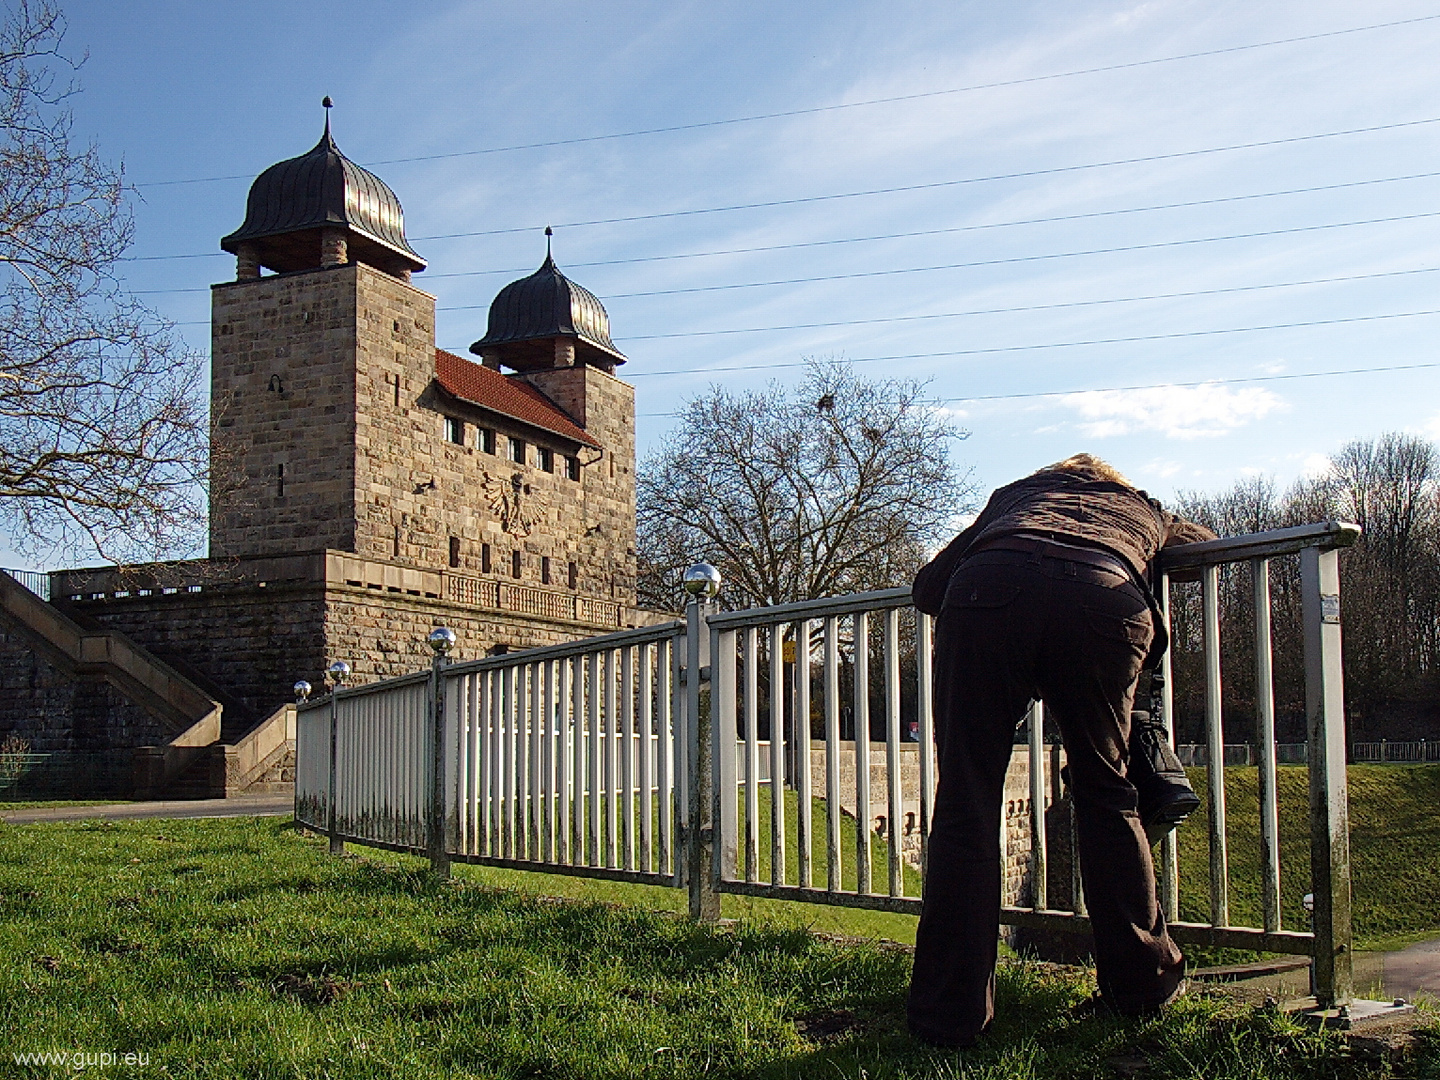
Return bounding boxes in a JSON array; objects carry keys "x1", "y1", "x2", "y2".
[{"x1": 913, "y1": 465, "x2": 1215, "y2": 618}]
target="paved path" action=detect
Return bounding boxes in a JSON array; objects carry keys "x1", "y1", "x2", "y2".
[
  {"x1": 0, "y1": 794, "x2": 292, "y2": 824},
  {"x1": 1385, "y1": 937, "x2": 1440, "y2": 1001}
]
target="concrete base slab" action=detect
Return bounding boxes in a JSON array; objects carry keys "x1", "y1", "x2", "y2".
[{"x1": 1285, "y1": 997, "x2": 1416, "y2": 1030}]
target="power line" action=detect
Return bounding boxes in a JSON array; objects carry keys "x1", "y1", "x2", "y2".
[
  {"x1": 167, "y1": 265, "x2": 1440, "y2": 331},
  {"x1": 118, "y1": 168, "x2": 1440, "y2": 266},
  {"x1": 636, "y1": 361, "x2": 1440, "y2": 417},
  {"x1": 135, "y1": 13, "x2": 1440, "y2": 189},
  {"x1": 567, "y1": 211, "x2": 1440, "y2": 302},
  {"x1": 140, "y1": 207, "x2": 1440, "y2": 301},
  {"x1": 936, "y1": 362, "x2": 1440, "y2": 404},
  {"x1": 625, "y1": 307, "x2": 1440, "y2": 377},
  {"x1": 613, "y1": 266, "x2": 1440, "y2": 340},
  {"x1": 409, "y1": 115, "x2": 1440, "y2": 241}
]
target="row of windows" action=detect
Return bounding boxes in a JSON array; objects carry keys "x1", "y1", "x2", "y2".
[
  {"x1": 443, "y1": 417, "x2": 580, "y2": 480},
  {"x1": 449, "y1": 536, "x2": 578, "y2": 588}
]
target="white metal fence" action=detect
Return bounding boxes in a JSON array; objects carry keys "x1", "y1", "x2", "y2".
[{"x1": 296, "y1": 520, "x2": 1364, "y2": 1006}]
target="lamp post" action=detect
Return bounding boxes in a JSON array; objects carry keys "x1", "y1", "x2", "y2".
[{"x1": 326, "y1": 661, "x2": 350, "y2": 855}]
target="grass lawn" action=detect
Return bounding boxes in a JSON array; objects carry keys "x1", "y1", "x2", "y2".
[
  {"x1": 2, "y1": 816, "x2": 1434, "y2": 1079},
  {"x1": 1175, "y1": 765, "x2": 1440, "y2": 951}
]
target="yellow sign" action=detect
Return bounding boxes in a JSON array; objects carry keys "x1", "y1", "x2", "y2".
[{"x1": 782, "y1": 640, "x2": 796, "y2": 663}]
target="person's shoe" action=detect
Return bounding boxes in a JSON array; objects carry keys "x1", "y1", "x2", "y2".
[
  {"x1": 907, "y1": 1022, "x2": 981, "y2": 1050},
  {"x1": 1128, "y1": 710, "x2": 1202, "y2": 844}
]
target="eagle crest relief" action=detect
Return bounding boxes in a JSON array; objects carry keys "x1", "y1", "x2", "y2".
[{"x1": 483, "y1": 471, "x2": 546, "y2": 538}]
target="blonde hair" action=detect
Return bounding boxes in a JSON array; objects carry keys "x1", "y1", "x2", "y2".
[{"x1": 1036, "y1": 453, "x2": 1135, "y2": 488}]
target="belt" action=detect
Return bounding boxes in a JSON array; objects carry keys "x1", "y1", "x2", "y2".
[{"x1": 966, "y1": 534, "x2": 1132, "y2": 576}]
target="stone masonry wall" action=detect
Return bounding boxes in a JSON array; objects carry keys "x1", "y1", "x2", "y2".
[
  {"x1": 210, "y1": 266, "x2": 361, "y2": 558},
  {"x1": 0, "y1": 618, "x2": 166, "y2": 753}
]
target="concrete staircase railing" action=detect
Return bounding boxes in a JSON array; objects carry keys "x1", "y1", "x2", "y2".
[{"x1": 0, "y1": 570, "x2": 223, "y2": 799}]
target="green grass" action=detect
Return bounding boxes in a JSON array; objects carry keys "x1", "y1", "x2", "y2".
[
  {"x1": 2, "y1": 815, "x2": 1424, "y2": 1079},
  {"x1": 1175, "y1": 765, "x2": 1440, "y2": 951}
]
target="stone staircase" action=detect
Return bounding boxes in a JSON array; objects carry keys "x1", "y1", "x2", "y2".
[{"x1": 0, "y1": 570, "x2": 293, "y2": 800}]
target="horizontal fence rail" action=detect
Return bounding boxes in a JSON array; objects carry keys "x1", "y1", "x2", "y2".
[{"x1": 297, "y1": 519, "x2": 1365, "y2": 1006}]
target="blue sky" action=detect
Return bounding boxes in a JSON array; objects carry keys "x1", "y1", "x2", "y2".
[{"x1": 28, "y1": 0, "x2": 1440, "y2": 561}]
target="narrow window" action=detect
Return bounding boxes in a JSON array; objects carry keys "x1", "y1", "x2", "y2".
[
  {"x1": 538, "y1": 447, "x2": 554, "y2": 473},
  {"x1": 609, "y1": 456, "x2": 615, "y2": 478},
  {"x1": 568, "y1": 561, "x2": 578, "y2": 589},
  {"x1": 565, "y1": 456, "x2": 580, "y2": 481},
  {"x1": 445, "y1": 417, "x2": 465, "y2": 444},
  {"x1": 490, "y1": 643, "x2": 510, "y2": 656},
  {"x1": 276, "y1": 463, "x2": 285, "y2": 498},
  {"x1": 511, "y1": 550, "x2": 522, "y2": 579},
  {"x1": 481, "y1": 543, "x2": 492, "y2": 573},
  {"x1": 478, "y1": 427, "x2": 495, "y2": 454},
  {"x1": 393, "y1": 524, "x2": 401, "y2": 557},
  {"x1": 541, "y1": 556, "x2": 551, "y2": 585},
  {"x1": 393, "y1": 374, "x2": 401, "y2": 407},
  {"x1": 509, "y1": 436, "x2": 526, "y2": 464},
  {"x1": 448, "y1": 535, "x2": 461, "y2": 568}
]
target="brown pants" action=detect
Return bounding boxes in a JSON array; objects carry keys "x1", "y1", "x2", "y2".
[{"x1": 907, "y1": 547, "x2": 1183, "y2": 1044}]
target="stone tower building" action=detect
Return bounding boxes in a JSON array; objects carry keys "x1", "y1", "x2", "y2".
[{"x1": 0, "y1": 107, "x2": 651, "y2": 798}]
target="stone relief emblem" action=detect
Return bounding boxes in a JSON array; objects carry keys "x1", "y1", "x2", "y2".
[{"x1": 483, "y1": 470, "x2": 545, "y2": 538}]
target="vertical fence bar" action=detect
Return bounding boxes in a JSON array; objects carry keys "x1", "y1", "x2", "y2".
[
  {"x1": 466, "y1": 674, "x2": 480, "y2": 856},
  {"x1": 687, "y1": 598, "x2": 719, "y2": 920},
  {"x1": 823, "y1": 616, "x2": 842, "y2": 892},
  {"x1": 501, "y1": 664, "x2": 516, "y2": 860},
  {"x1": 622, "y1": 645, "x2": 636, "y2": 872},
  {"x1": 769, "y1": 624, "x2": 787, "y2": 887},
  {"x1": 489, "y1": 669, "x2": 503, "y2": 856},
  {"x1": 1302, "y1": 545, "x2": 1354, "y2": 1007},
  {"x1": 794, "y1": 618, "x2": 813, "y2": 889},
  {"x1": 427, "y1": 662, "x2": 450, "y2": 875},
  {"x1": 639, "y1": 643, "x2": 654, "y2": 874},
  {"x1": 714, "y1": 627, "x2": 739, "y2": 884},
  {"x1": 1253, "y1": 557, "x2": 1282, "y2": 934},
  {"x1": 328, "y1": 685, "x2": 342, "y2": 854},
  {"x1": 658, "y1": 638, "x2": 674, "y2": 876},
  {"x1": 557, "y1": 658, "x2": 572, "y2": 865},
  {"x1": 1027, "y1": 700, "x2": 1048, "y2": 911},
  {"x1": 1202, "y1": 563, "x2": 1230, "y2": 927},
  {"x1": 567, "y1": 656, "x2": 578, "y2": 869},
  {"x1": 1157, "y1": 574, "x2": 1180, "y2": 923},
  {"x1": 588, "y1": 651, "x2": 602, "y2": 866},
  {"x1": 854, "y1": 612, "x2": 873, "y2": 895},
  {"x1": 605, "y1": 649, "x2": 619, "y2": 869},
  {"x1": 918, "y1": 613, "x2": 935, "y2": 877},
  {"x1": 529, "y1": 662, "x2": 542, "y2": 860},
  {"x1": 542, "y1": 661, "x2": 556, "y2": 863},
  {"x1": 743, "y1": 626, "x2": 761, "y2": 884},
  {"x1": 885, "y1": 608, "x2": 903, "y2": 897}
]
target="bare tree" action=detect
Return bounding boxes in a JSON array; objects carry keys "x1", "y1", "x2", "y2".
[
  {"x1": 0, "y1": 1, "x2": 207, "y2": 564},
  {"x1": 638, "y1": 360, "x2": 976, "y2": 611}
]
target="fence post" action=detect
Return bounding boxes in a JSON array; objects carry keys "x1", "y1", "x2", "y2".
[
  {"x1": 325, "y1": 660, "x2": 350, "y2": 855},
  {"x1": 427, "y1": 628, "x2": 457, "y2": 878},
  {"x1": 1301, "y1": 545, "x2": 1353, "y2": 1007},
  {"x1": 682, "y1": 563, "x2": 721, "y2": 921}
]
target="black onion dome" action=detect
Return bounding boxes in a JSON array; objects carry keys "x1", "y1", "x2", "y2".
[
  {"x1": 470, "y1": 254, "x2": 626, "y2": 367},
  {"x1": 220, "y1": 119, "x2": 425, "y2": 274}
]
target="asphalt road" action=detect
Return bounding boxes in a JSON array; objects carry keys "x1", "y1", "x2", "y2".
[{"x1": 0, "y1": 794, "x2": 293, "y2": 824}]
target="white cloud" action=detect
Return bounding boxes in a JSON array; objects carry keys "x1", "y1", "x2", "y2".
[
  {"x1": 1418, "y1": 413, "x2": 1440, "y2": 443},
  {"x1": 1299, "y1": 453, "x2": 1333, "y2": 479},
  {"x1": 1056, "y1": 383, "x2": 1286, "y2": 440}
]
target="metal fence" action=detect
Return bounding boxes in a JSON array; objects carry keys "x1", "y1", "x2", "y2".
[
  {"x1": 1, "y1": 567, "x2": 49, "y2": 600},
  {"x1": 297, "y1": 520, "x2": 1363, "y2": 1005}
]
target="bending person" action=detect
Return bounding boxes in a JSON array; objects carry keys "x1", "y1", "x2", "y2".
[{"x1": 906, "y1": 454, "x2": 1215, "y2": 1048}]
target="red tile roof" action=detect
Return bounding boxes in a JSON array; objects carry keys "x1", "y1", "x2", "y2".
[{"x1": 434, "y1": 349, "x2": 599, "y2": 447}]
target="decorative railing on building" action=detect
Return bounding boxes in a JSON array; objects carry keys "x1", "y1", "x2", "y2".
[
  {"x1": 444, "y1": 575, "x2": 621, "y2": 627},
  {"x1": 296, "y1": 520, "x2": 1366, "y2": 1010}
]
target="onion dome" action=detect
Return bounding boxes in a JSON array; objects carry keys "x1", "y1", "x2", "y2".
[
  {"x1": 469, "y1": 234, "x2": 626, "y2": 371},
  {"x1": 220, "y1": 100, "x2": 425, "y2": 277}
]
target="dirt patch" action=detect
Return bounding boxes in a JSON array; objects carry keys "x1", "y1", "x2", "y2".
[{"x1": 272, "y1": 973, "x2": 357, "y2": 1007}]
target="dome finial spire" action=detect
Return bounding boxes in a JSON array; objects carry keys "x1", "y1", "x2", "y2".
[
  {"x1": 321, "y1": 96, "x2": 333, "y2": 140},
  {"x1": 544, "y1": 225, "x2": 553, "y2": 262}
]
